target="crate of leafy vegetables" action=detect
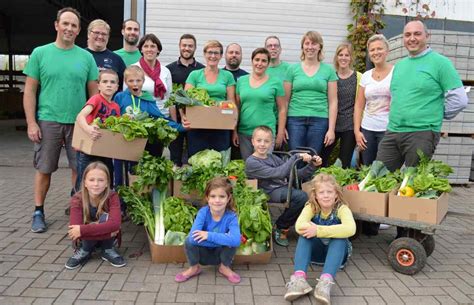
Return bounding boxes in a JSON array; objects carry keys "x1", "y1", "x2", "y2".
[
  {"x1": 389, "y1": 152, "x2": 453, "y2": 225},
  {"x1": 233, "y1": 185, "x2": 273, "y2": 264},
  {"x1": 168, "y1": 88, "x2": 238, "y2": 130}
]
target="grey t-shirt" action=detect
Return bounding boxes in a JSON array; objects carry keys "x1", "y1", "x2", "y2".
[{"x1": 335, "y1": 72, "x2": 357, "y2": 132}]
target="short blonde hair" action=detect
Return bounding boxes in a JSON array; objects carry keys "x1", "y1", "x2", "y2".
[
  {"x1": 87, "y1": 19, "x2": 110, "y2": 34},
  {"x1": 124, "y1": 65, "x2": 145, "y2": 81},
  {"x1": 300, "y1": 31, "x2": 324, "y2": 61},
  {"x1": 333, "y1": 43, "x2": 354, "y2": 71},
  {"x1": 203, "y1": 40, "x2": 223, "y2": 54},
  {"x1": 367, "y1": 34, "x2": 389, "y2": 50}
]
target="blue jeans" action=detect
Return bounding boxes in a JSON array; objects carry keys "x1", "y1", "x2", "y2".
[
  {"x1": 184, "y1": 239, "x2": 236, "y2": 266},
  {"x1": 75, "y1": 152, "x2": 114, "y2": 192},
  {"x1": 81, "y1": 238, "x2": 114, "y2": 252},
  {"x1": 294, "y1": 236, "x2": 348, "y2": 278},
  {"x1": 187, "y1": 130, "x2": 231, "y2": 157},
  {"x1": 270, "y1": 187, "x2": 308, "y2": 229},
  {"x1": 360, "y1": 128, "x2": 385, "y2": 166},
  {"x1": 287, "y1": 116, "x2": 328, "y2": 154}
]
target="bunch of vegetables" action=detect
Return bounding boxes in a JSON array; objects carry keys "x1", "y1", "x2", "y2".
[
  {"x1": 357, "y1": 161, "x2": 398, "y2": 193},
  {"x1": 234, "y1": 185, "x2": 272, "y2": 255},
  {"x1": 316, "y1": 160, "x2": 359, "y2": 186},
  {"x1": 94, "y1": 115, "x2": 178, "y2": 146},
  {"x1": 166, "y1": 87, "x2": 216, "y2": 108},
  {"x1": 163, "y1": 197, "x2": 197, "y2": 234},
  {"x1": 118, "y1": 186, "x2": 155, "y2": 240},
  {"x1": 397, "y1": 151, "x2": 452, "y2": 198}
]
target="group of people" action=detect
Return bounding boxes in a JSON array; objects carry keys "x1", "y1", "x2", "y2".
[{"x1": 22, "y1": 5, "x2": 468, "y2": 305}]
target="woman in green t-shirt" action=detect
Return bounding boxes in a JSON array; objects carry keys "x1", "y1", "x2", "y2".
[
  {"x1": 286, "y1": 31, "x2": 338, "y2": 155},
  {"x1": 185, "y1": 40, "x2": 236, "y2": 158},
  {"x1": 233, "y1": 48, "x2": 286, "y2": 160}
]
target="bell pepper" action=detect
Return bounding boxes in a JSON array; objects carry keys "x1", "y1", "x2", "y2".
[{"x1": 399, "y1": 186, "x2": 415, "y2": 197}]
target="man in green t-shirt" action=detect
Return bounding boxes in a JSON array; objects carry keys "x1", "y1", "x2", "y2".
[
  {"x1": 114, "y1": 19, "x2": 141, "y2": 66},
  {"x1": 23, "y1": 7, "x2": 99, "y2": 233},
  {"x1": 376, "y1": 20, "x2": 467, "y2": 171}
]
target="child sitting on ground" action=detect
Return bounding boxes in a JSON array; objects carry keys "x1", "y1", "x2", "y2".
[
  {"x1": 175, "y1": 177, "x2": 241, "y2": 284},
  {"x1": 245, "y1": 125, "x2": 322, "y2": 247},
  {"x1": 74, "y1": 69, "x2": 120, "y2": 192},
  {"x1": 284, "y1": 173, "x2": 355, "y2": 304},
  {"x1": 66, "y1": 161, "x2": 125, "y2": 269}
]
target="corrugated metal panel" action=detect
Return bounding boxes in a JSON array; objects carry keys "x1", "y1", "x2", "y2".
[
  {"x1": 145, "y1": 0, "x2": 352, "y2": 69},
  {"x1": 382, "y1": 0, "x2": 474, "y2": 23}
]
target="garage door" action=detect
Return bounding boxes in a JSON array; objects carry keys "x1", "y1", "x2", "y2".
[{"x1": 145, "y1": 0, "x2": 352, "y2": 69}]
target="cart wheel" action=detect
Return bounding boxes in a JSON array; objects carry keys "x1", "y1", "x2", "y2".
[
  {"x1": 388, "y1": 237, "x2": 427, "y2": 275},
  {"x1": 421, "y1": 235, "x2": 435, "y2": 257}
]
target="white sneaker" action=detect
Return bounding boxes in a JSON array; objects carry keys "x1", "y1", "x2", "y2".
[
  {"x1": 314, "y1": 277, "x2": 334, "y2": 305},
  {"x1": 284, "y1": 275, "x2": 313, "y2": 302}
]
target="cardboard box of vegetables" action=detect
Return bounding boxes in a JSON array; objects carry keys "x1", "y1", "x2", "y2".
[
  {"x1": 167, "y1": 87, "x2": 238, "y2": 130},
  {"x1": 388, "y1": 152, "x2": 453, "y2": 225}
]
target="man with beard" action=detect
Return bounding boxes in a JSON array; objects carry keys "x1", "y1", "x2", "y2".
[
  {"x1": 223, "y1": 43, "x2": 248, "y2": 81},
  {"x1": 23, "y1": 7, "x2": 98, "y2": 232},
  {"x1": 86, "y1": 19, "x2": 126, "y2": 91},
  {"x1": 114, "y1": 19, "x2": 141, "y2": 66},
  {"x1": 166, "y1": 34, "x2": 205, "y2": 166}
]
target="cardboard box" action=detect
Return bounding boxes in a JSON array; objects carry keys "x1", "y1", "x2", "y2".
[
  {"x1": 173, "y1": 179, "x2": 258, "y2": 203},
  {"x1": 185, "y1": 105, "x2": 238, "y2": 130},
  {"x1": 343, "y1": 188, "x2": 389, "y2": 217},
  {"x1": 147, "y1": 230, "x2": 187, "y2": 264},
  {"x1": 72, "y1": 124, "x2": 147, "y2": 161},
  {"x1": 388, "y1": 190, "x2": 449, "y2": 225},
  {"x1": 233, "y1": 239, "x2": 273, "y2": 264}
]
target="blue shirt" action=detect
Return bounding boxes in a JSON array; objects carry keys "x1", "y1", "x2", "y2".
[
  {"x1": 114, "y1": 89, "x2": 185, "y2": 132},
  {"x1": 187, "y1": 206, "x2": 241, "y2": 248}
]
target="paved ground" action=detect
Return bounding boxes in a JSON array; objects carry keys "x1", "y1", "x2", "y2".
[{"x1": 0, "y1": 121, "x2": 473, "y2": 305}]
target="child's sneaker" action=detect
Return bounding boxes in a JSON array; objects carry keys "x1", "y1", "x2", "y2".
[
  {"x1": 284, "y1": 275, "x2": 313, "y2": 301},
  {"x1": 274, "y1": 227, "x2": 289, "y2": 247},
  {"x1": 65, "y1": 248, "x2": 91, "y2": 270},
  {"x1": 314, "y1": 277, "x2": 334, "y2": 305},
  {"x1": 101, "y1": 248, "x2": 126, "y2": 267},
  {"x1": 31, "y1": 210, "x2": 46, "y2": 233}
]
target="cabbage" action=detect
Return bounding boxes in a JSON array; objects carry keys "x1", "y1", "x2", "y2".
[
  {"x1": 236, "y1": 244, "x2": 253, "y2": 255},
  {"x1": 188, "y1": 149, "x2": 222, "y2": 169},
  {"x1": 164, "y1": 231, "x2": 187, "y2": 245},
  {"x1": 251, "y1": 241, "x2": 268, "y2": 254}
]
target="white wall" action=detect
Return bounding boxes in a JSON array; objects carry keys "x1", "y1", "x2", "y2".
[{"x1": 145, "y1": 0, "x2": 352, "y2": 70}]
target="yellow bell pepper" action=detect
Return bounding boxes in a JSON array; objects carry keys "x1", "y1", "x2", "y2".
[{"x1": 399, "y1": 186, "x2": 415, "y2": 197}]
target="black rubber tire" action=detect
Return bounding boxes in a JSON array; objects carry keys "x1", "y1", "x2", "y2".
[
  {"x1": 388, "y1": 237, "x2": 427, "y2": 275},
  {"x1": 421, "y1": 235, "x2": 435, "y2": 257}
]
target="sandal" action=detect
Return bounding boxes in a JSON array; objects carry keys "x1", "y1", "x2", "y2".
[
  {"x1": 218, "y1": 269, "x2": 241, "y2": 284},
  {"x1": 175, "y1": 267, "x2": 202, "y2": 283}
]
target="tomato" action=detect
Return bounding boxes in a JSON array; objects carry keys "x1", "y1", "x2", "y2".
[
  {"x1": 240, "y1": 234, "x2": 247, "y2": 244},
  {"x1": 346, "y1": 183, "x2": 359, "y2": 191}
]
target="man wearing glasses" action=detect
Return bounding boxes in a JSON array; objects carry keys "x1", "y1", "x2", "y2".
[
  {"x1": 86, "y1": 19, "x2": 126, "y2": 91},
  {"x1": 23, "y1": 7, "x2": 99, "y2": 233}
]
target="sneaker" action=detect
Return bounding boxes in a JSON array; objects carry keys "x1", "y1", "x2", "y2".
[
  {"x1": 274, "y1": 227, "x2": 289, "y2": 247},
  {"x1": 31, "y1": 210, "x2": 46, "y2": 233},
  {"x1": 284, "y1": 275, "x2": 313, "y2": 302},
  {"x1": 314, "y1": 277, "x2": 334, "y2": 305},
  {"x1": 65, "y1": 248, "x2": 91, "y2": 270},
  {"x1": 101, "y1": 248, "x2": 126, "y2": 267}
]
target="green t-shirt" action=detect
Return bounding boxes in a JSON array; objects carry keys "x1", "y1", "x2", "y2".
[
  {"x1": 236, "y1": 74, "x2": 284, "y2": 136},
  {"x1": 114, "y1": 48, "x2": 142, "y2": 66},
  {"x1": 23, "y1": 43, "x2": 99, "y2": 124},
  {"x1": 286, "y1": 62, "x2": 338, "y2": 117},
  {"x1": 186, "y1": 68, "x2": 235, "y2": 101},
  {"x1": 266, "y1": 61, "x2": 291, "y2": 82},
  {"x1": 389, "y1": 50, "x2": 463, "y2": 132}
]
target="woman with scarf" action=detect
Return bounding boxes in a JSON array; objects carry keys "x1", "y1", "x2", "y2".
[{"x1": 132, "y1": 33, "x2": 172, "y2": 156}]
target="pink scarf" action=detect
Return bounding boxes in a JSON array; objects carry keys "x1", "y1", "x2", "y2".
[{"x1": 139, "y1": 57, "x2": 166, "y2": 99}]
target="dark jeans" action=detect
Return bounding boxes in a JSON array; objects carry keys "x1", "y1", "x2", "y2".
[
  {"x1": 187, "y1": 129, "x2": 231, "y2": 157},
  {"x1": 270, "y1": 186, "x2": 308, "y2": 229},
  {"x1": 81, "y1": 238, "x2": 114, "y2": 252},
  {"x1": 287, "y1": 116, "x2": 328, "y2": 155},
  {"x1": 320, "y1": 130, "x2": 356, "y2": 168},
  {"x1": 169, "y1": 132, "x2": 186, "y2": 166},
  {"x1": 75, "y1": 152, "x2": 114, "y2": 192},
  {"x1": 294, "y1": 236, "x2": 348, "y2": 278},
  {"x1": 360, "y1": 128, "x2": 385, "y2": 166},
  {"x1": 376, "y1": 130, "x2": 440, "y2": 171},
  {"x1": 184, "y1": 239, "x2": 236, "y2": 266}
]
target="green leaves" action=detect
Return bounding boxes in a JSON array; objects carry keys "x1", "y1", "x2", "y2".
[
  {"x1": 162, "y1": 197, "x2": 197, "y2": 234},
  {"x1": 132, "y1": 151, "x2": 174, "y2": 192}
]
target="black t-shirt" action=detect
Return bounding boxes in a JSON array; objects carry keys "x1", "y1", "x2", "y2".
[
  {"x1": 86, "y1": 48, "x2": 126, "y2": 91},
  {"x1": 166, "y1": 58, "x2": 205, "y2": 87},
  {"x1": 223, "y1": 67, "x2": 248, "y2": 82}
]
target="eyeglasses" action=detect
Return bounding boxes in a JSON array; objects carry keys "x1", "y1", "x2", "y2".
[
  {"x1": 90, "y1": 30, "x2": 109, "y2": 37},
  {"x1": 266, "y1": 44, "x2": 280, "y2": 49},
  {"x1": 206, "y1": 51, "x2": 221, "y2": 56}
]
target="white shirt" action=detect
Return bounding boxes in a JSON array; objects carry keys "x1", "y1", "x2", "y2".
[
  {"x1": 360, "y1": 67, "x2": 393, "y2": 132},
  {"x1": 133, "y1": 61, "x2": 172, "y2": 117}
]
